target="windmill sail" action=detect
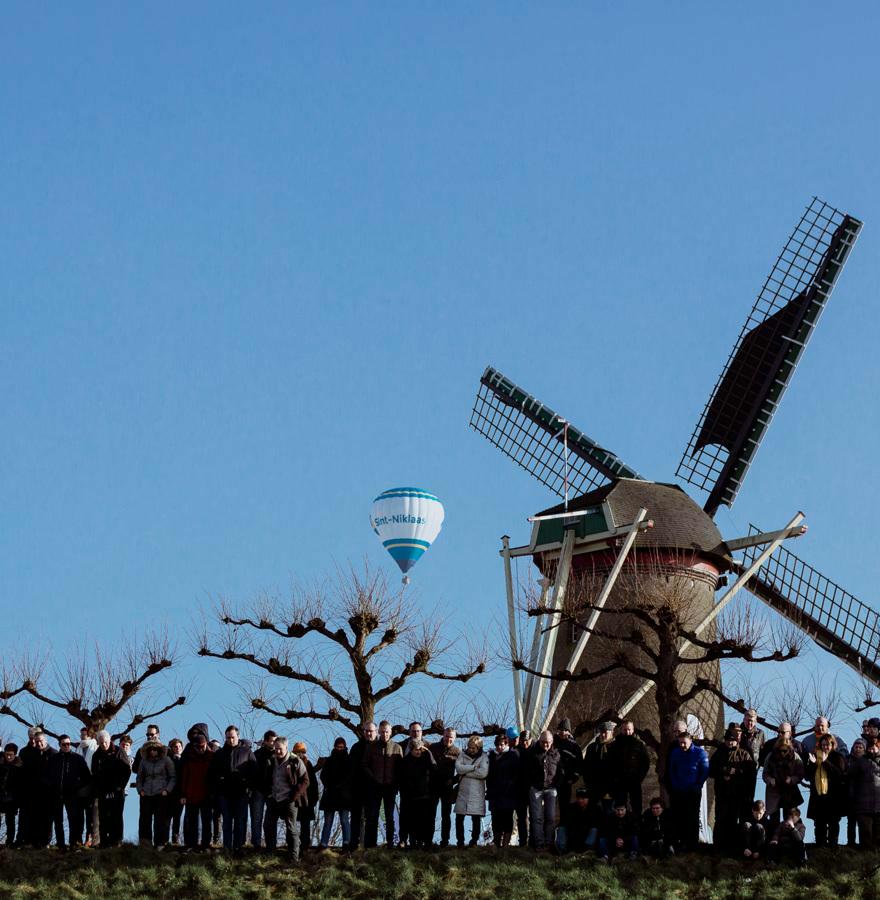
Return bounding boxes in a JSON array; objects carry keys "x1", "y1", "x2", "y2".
[
  {"x1": 470, "y1": 366, "x2": 643, "y2": 498},
  {"x1": 677, "y1": 198, "x2": 862, "y2": 516},
  {"x1": 736, "y1": 530, "x2": 880, "y2": 688}
]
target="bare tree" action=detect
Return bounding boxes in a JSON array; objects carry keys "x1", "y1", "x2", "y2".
[
  {"x1": 197, "y1": 563, "x2": 489, "y2": 737},
  {"x1": 0, "y1": 631, "x2": 186, "y2": 740},
  {"x1": 517, "y1": 553, "x2": 804, "y2": 777}
]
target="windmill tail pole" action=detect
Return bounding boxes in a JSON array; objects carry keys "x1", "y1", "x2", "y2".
[
  {"x1": 540, "y1": 508, "x2": 649, "y2": 733},
  {"x1": 615, "y1": 510, "x2": 806, "y2": 721}
]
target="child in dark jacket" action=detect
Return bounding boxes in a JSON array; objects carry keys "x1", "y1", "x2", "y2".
[
  {"x1": 741, "y1": 800, "x2": 767, "y2": 860},
  {"x1": 767, "y1": 807, "x2": 807, "y2": 865},
  {"x1": 640, "y1": 796, "x2": 674, "y2": 858},
  {"x1": 560, "y1": 788, "x2": 602, "y2": 853},
  {"x1": 599, "y1": 801, "x2": 639, "y2": 860}
]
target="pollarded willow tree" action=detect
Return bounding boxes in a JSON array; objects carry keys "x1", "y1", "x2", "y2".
[
  {"x1": 198, "y1": 564, "x2": 493, "y2": 737},
  {"x1": 0, "y1": 631, "x2": 187, "y2": 740},
  {"x1": 517, "y1": 553, "x2": 804, "y2": 777}
]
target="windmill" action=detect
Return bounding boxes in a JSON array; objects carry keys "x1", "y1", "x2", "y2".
[{"x1": 469, "y1": 197, "x2": 875, "y2": 746}]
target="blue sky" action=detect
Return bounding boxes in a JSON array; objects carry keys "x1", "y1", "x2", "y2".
[{"x1": 2, "y1": 3, "x2": 879, "y2": 775}]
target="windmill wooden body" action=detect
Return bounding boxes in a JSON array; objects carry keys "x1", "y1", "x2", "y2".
[{"x1": 469, "y1": 198, "x2": 876, "y2": 753}]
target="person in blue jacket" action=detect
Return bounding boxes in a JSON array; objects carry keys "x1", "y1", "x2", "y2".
[{"x1": 665, "y1": 731, "x2": 709, "y2": 852}]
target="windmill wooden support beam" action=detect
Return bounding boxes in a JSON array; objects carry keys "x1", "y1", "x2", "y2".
[
  {"x1": 616, "y1": 511, "x2": 805, "y2": 721},
  {"x1": 539, "y1": 507, "x2": 649, "y2": 733},
  {"x1": 524, "y1": 527, "x2": 577, "y2": 732},
  {"x1": 501, "y1": 534, "x2": 525, "y2": 730}
]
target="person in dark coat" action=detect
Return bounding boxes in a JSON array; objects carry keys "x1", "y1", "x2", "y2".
[
  {"x1": 486, "y1": 733, "x2": 519, "y2": 847},
  {"x1": 397, "y1": 721, "x2": 423, "y2": 847},
  {"x1": 553, "y1": 718, "x2": 583, "y2": 814},
  {"x1": 640, "y1": 796, "x2": 674, "y2": 858},
  {"x1": 763, "y1": 738, "x2": 804, "y2": 823},
  {"x1": 398, "y1": 739, "x2": 437, "y2": 849},
  {"x1": 513, "y1": 729, "x2": 533, "y2": 847},
  {"x1": 0, "y1": 743, "x2": 23, "y2": 847},
  {"x1": 44, "y1": 734, "x2": 91, "y2": 849},
  {"x1": 758, "y1": 721, "x2": 803, "y2": 834},
  {"x1": 582, "y1": 723, "x2": 616, "y2": 815},
  {"x1": 847, "y1": 738, "x2": 880, "y2": 849},
  {"x1": 767, "y1": 807, "x2": 807, "y2": 865},
  {"x1": 804, "y1": 733, "x2": 847, "y2": 847},
  {"x1": 19, "y1": 729, "x2": 56, "y2": 847},
  {"x1": 347, "y1": 722, "x2": 376, "y2": 850},
  {"x1": 599, "y1": 801, "x2": 639, "y2": 860},
  {"x1": 528, "y1": 731, "x2": 564, "y2": 851},
  {"x1": 167, "y1": 738, "x2": 184, "y2": 844},
  {"x1": 209, "y1": 725, "x2": 256, "y2": 852},
  {"x1": 249, "y1": 730, "x2": 276, "y2": 850},
  {"x1": 709, "y1": 727, "x2": 757, "y2": 854},
  {"x1": 90, "y1": 731, "x2": 130, "y2": 848},
  {"x1": 741, "y1": 800, "x2": 767, "y2": 861},
  {"x1": 608, "y1": 721, "x2": 651, "y2": 814},
  {"x1": 179, "y1": 727, "x2": 214, "y2": 850},
  {"x1": 429, "y1": 727, "x2": 460, "y2": 848},
  {"x1": 319, "y1": 737, "x2": 353, "y2": 849},
  {"x1": 362, "y1": 721, "x2": 402, "y2": 848},
  {"x1": 562, "y1": 787, "x2": 602, "y2": 853},
  {"x1": 293, "y1": 741, "x2": 318, "y2": 851}
]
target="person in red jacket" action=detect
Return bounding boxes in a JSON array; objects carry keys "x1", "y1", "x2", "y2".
[{"x1": 179, "y1": 726, "x2": 214, "y2": 851}]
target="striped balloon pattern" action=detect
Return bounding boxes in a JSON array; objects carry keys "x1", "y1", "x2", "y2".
[{"x1": 370, "y1": 487, "x2": 445, "y2": 577}]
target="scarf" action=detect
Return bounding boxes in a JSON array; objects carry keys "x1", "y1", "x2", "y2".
[{"x1": 814, "y1": 751, "x2": 829, "y2": 795}]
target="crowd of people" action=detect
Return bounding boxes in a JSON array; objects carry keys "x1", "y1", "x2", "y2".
[{"x1": 0, "y1": 712, "x2": 878, "y2": 865}]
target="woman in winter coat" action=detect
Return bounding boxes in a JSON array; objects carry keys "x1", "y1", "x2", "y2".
[
  {"x1": 847, "y1": 738, "x2": 880, "y2": 849},
  {"x1": 454, "y1": 734, "x2": 489, "y2": 847},
  {"x1": 763, "y1": 738, "x2": 804, "y2": 821},
  {"x1": 805, "y1": 733, "x2": 847, "y2": 847},
  {"x1": 136, "y1": 742, "x2": 177, "y2": 847},
  {"x1": 398, "y1": 739, "x2": 437, "y2": 849},
  {"x1": 319, "y1": 738, "x2": 353, "y2": 849},
  {"x1": 486, "y1": 733, "x2": 520, "y2": 847}
]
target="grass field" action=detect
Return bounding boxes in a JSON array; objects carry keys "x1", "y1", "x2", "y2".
[{"x1": 0, "y1": 844, "x2": 878, "y2": 900}]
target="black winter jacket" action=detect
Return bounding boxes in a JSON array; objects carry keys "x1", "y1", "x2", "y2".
[
  {"x1": 528, "y1": 747, "x2": 564, "y2": 791},
  {"x1": 209, "y1": 742, "x2": 256, "y2": 798},
  {"x1": 487, "y1": 749, "x2": 520, "y2": 812},
  {"x1": 398, "y1": 750, "x2": 436, "y2": 802},
  {"x1": 319, "y1": 749, "x2": 353, "y2": 811},
  {"x1": 90, "y1": 746, "x2": 131, "y2": 797},
  {"x1": 44, "y1": 751, "x2": 91, "y2": 799}
]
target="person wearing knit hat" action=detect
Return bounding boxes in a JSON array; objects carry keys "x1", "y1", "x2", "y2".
[
  {"x1": 292, "y1": 741, "x2": 318, "y2": 851},
  {"x1": 847, "y1": 736, "x2": 880, "y2": 849}
]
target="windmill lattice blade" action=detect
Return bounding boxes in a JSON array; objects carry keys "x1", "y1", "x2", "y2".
[
  {"x1": 677, "y1": 198, "x2": 863, "y2": 516},
  {"x1": 469, "y1": 366, "x2": 643, "y2": 498},
  {"x1": 739, "y1": 527, "x2": 880, "y2": 688}
]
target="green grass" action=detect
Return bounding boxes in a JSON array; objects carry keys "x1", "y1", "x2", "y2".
[{"x1": 0, "y1": 845, "x2": 878, "y2": 900}]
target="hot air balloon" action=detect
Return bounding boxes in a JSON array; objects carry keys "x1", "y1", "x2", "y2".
[{"x1": 370, "y1": 487, "x2": 444, "y2": 584}]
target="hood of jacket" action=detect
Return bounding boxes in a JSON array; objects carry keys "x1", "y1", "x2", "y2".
[
  {"x1": 187, "y1": 722, "x2": 211, "y2": 744},
  {"x1": 139, "y1": 741, "x2": 168, "y2": 759}
]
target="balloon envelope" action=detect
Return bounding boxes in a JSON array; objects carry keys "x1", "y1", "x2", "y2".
[{"x1": 370, "y1": 487, "x2": 444, "y2": 575}]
